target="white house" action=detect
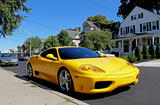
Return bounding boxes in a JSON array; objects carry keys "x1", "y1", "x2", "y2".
[{"x1": 112, "y1": 6, "x2": 160, "y2": 56}]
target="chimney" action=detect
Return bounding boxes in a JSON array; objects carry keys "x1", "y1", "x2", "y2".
[{"x1": 75, "y1": 27, "x2": 81, "y2": 32}]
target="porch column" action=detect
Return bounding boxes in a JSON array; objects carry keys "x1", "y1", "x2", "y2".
[
  {"x1": 135, "y1": 38, "x2": 138, "y2": 46},
  {"x1": 122, "y1": 40, "x2": 124, "y2": 53},
  {"x1": 152, "y1": 36, "x2": 155, "y2": 45}
]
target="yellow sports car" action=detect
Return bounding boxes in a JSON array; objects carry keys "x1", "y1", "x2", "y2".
[{"x1": 27, "y1": 46, "x2": 139, "y2": 94}]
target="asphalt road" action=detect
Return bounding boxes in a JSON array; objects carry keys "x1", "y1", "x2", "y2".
[{"x1": 1, "y1": 61, "x2": 160, "y2": 105}]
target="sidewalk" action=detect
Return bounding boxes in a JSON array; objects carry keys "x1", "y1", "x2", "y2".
[
  {"x1": 133, "y1": 59, "x2": 160, "y2": 67},
  {"x1": 0, "y1": 67, "x2": 88, "y2": 105}
]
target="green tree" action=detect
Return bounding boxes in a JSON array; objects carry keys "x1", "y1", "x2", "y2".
[
  {"x1": 25, "y1": 36, "x2": 42, "y2": 55},
  {"x1": 87, "y1": 15, "x2": 114, "y2": 24},
  {"x1": 135, "y1": 45, "x2": 143, "y2": 61},
  {"x1": 43, "y1": 36, "x2": 60, "y2": 50},
  {"x1": 149, "y1": 44, "x2": 156, "y2": 58},
  {"x1": 117, "y1": 0, "x2": 160, "y2": 18},
  {"x1": 58, "y1": 30, "x2": 74, "y2": 46},
  {"x1": 80, "y1": 30, "x2": 114, "y2": 51},
  {"x1": 0, "y1": 0, "x2": 31, "y2": 37},
  {"x1": 156, "y1": 44, "x2": 160, "y2": 58},
  {"x1": 142, "y1": 44, "x2": 151, "y2": 59}
]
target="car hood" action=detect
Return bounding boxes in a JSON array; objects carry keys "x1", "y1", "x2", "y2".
[{"x1": 62, "y1": 57, "x2": 136, "y2": 75}]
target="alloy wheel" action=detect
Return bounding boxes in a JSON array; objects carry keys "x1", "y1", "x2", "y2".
[
  {"x1": 27, "y1": 64, "x2": 33, "y2": 78},
  {"x1": 58, "y1": 70, "x2": 72, "y2": 92}
]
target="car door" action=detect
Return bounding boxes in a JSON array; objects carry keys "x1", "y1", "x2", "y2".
[{"x1": 36, "y1": 49, "x2": 60, "y2": 83}]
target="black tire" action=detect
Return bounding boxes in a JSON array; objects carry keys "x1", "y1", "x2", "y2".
[
  {"x1": 58, "y1": 69, "x2": 74, "y2": 93},
  {"x1": 27, "y1": 63, "x2": 33, "y2": 79}
]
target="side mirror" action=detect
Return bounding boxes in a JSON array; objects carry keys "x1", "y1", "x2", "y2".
[
  {"x1": 46, "y1": 54, "x2": 57, "y2": 60},
  {"x1": 99, "y1": 53, "x2": 104, "y2": 57}
]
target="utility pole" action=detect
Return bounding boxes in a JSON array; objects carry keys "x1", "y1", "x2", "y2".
[
  {"x1": 30, "y1": 35, "x2": 32, "y2": 57},
  {"x1": 23, "y1": 29, "x2": 32, "y2": 57}
]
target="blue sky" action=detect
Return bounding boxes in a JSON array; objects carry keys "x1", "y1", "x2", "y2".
[{"x1": 0, "y1": 0, "x2": 122, "y2": 51}]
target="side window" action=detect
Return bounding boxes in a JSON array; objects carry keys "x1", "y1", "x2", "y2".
[
  {"x1": 46, "y1": 49, "x2": 58, "y2": 58},
  {"x1": 40, "y1": 50, "x2": 47, "y2": 58},
  {"x1": 40, "y1": 49, "x2": 58, "y2": 59}
]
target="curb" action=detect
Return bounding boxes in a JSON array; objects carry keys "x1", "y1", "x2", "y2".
[
  {"x1": 0, "y1": 67, "x2": 88, "y2": 105},
  {"x1": 133, "y1": 62, "x2": 160, "y2": 67}
]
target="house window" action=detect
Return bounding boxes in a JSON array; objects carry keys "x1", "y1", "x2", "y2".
[
  {"x1": 122, "y1": 27, "x2": 126, "y2": 35},
  {"x1": 138, "y1": 14, "x2": 141, "y2": 19},
  {"x1": 84, "y1": 27, "x2": 90, "y2": 32},
  {"x1": 129, "y1": 26, "x2": 134, "y2": 33},
  {"x1": 143, "y1": 23, "x2": 147, "y2": 32},
  {"x1": 152, "y1": 21, "x2": 157, "y2": 30},
  {"x1": 133, "y1": 15, "x2": 136, "y2": 20}
]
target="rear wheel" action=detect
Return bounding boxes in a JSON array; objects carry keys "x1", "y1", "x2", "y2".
[
  {"x1": 27, "y1": 63, "x2": 33, "y2": 79},
  {"x1": 58, "y1": 69, "x2": 73, "y2": 93}
]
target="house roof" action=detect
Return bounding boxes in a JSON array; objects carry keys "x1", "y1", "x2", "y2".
[
  {"x1": 83, "y1": 21, "x2": 101, "y2": 29},
  {"x1": 40, "y1": 38, "x2": 46, "y2": 43},
  {"x1": 83, "y1": 21, "x2": 120, "y2": 31},
  {"x1": 121, "y1": 6, "x2": 160, "y2": 25},
  {"x1": 66, "y1": 30, "x2": 81, "y2": 40}
]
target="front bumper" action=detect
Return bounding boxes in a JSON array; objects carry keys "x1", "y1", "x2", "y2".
[
  {"x1": 0, "y1": 61, "x2": 18, "y2": 66},
  {"x1": 72, "y1": 68, "x2": 139, "y2": 94}
]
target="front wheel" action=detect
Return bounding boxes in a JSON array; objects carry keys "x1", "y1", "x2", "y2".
[
  {"x1": 27, "y1": 63, "x2": 33, "y2": 79},
  {"x1": 58, "y1": 69, "x2": 74, "y2": 93}
]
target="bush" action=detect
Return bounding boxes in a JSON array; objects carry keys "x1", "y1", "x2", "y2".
[
  {"x1": 149, "y1": 44, "x2": 156, "y2": 58},
  {"x1": 142, "y1": 44, "x2": 151, "y2": 59},
  {"x1": 156, "y1": 44, "x2": 160, "y2": 58},
  {"x1": 135, "y1": 45, "x2": 143, "y2": 61},
  {"x1": 127, "y1": 54, "x2": 137, "y2": 63},
  {"x1": 122, "y1": 55, "x2": 129, "y2": 61}
]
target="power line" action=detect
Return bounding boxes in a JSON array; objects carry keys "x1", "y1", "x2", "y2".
[
  {"x1": 26, "y1": 19, "x2": 60, "y2": 32},
  {"x1": 87, "y1": 0, "x2": 116, "y2": 13}
]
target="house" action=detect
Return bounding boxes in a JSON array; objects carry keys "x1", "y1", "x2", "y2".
[
  {"x1": 83, "y1": 21, "x2": 102, "y2": 32},
  {"x1": 82, "y1": 20, "x2": 120, "y2": 40},
  {"x1": 66, "y1": 28, "x2": 81, "y2": 47},
  {"x1": 112, "y1": 6, "x2": 160, "y2": 56}
]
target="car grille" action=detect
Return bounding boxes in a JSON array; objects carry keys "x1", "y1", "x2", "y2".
[{"x1": 95, "y1": 81, "x2": 112, "y2": 89}]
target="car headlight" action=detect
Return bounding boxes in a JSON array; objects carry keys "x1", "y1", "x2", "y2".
[
  {"x1": 12, "y1": 59, "x2": 18, "y2": 62},
  {"x1": 80, "y1": 64, "x2": 105, "y2": 73},
  {"x1": 0, "y1": 59, "x2": 6, "y2": 62}
]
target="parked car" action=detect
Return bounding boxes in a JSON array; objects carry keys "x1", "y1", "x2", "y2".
[
  {"x1": 0, "y1": 53, "x2": 18, "y2": 66},
  {"x1": 27, "y1": 47, "x2": 139, "y2": 94},
  {"x1": 18, "y1": 55, "x2": 30, "y2": 61},
  {"x1": 95, "y1": 51, "x2": 115, "y2": 57}
]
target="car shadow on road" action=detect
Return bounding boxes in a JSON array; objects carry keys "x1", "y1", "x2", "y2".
[{"x1": 14, "y1": 75, "x2": 131, "y2": 101}]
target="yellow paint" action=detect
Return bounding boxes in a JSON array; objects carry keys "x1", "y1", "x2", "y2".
[{"x1": 27, "y1": 46, "x2": 140, "y2": 93}]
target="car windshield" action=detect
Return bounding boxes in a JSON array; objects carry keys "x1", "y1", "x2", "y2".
[
  {"x1": 58, "y1": 47, "x2": 100, "y2": 59},
  {"x1": 0, "y1": 53, "x2": 14, "y2": 57}
]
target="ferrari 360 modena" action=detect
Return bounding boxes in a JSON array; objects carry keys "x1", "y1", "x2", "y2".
[{"x1": 27, "y1": 46, "x2": 140, "y2": 93}]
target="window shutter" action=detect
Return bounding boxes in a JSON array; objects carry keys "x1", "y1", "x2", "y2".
[
  {"x1": 126, "y1": 27, "x2": 128, "y2": 33},
  {"x1": 133, "y1": 25, "x2": 135, "y2": 34},
  {"x1": 147, "y1": 23, "x2": 149, "y2": 31},
  {"x1": 140, "y1": 24, "x2": 142, "y2": 32},
  {"x1": 121, "y1": 28, "x2": 122, "y2": 35},
  {"x1": 149, "y1": 22, "x2": 152, "y2": 31},
  {"x1": 131, "y1": 16, "x2": 133, "y2": 20},
  {"x1": 157, "y1": 20, "x2": 159, "y2": 30},
  {"x1": 141, "y1": 13, "x2": 143, "y2": 18}
]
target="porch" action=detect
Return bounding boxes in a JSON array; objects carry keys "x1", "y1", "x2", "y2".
[{"x1": 112, "y1": 34, "x2": 160, "y2": 56}]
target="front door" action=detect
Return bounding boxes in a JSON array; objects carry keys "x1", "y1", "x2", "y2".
[
  {"x1": 37, "y1": 48, "x2": 60, "y2": 83},
  {"x1": 124, "y1": 40, "x2": 129, "y2": 52}
]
